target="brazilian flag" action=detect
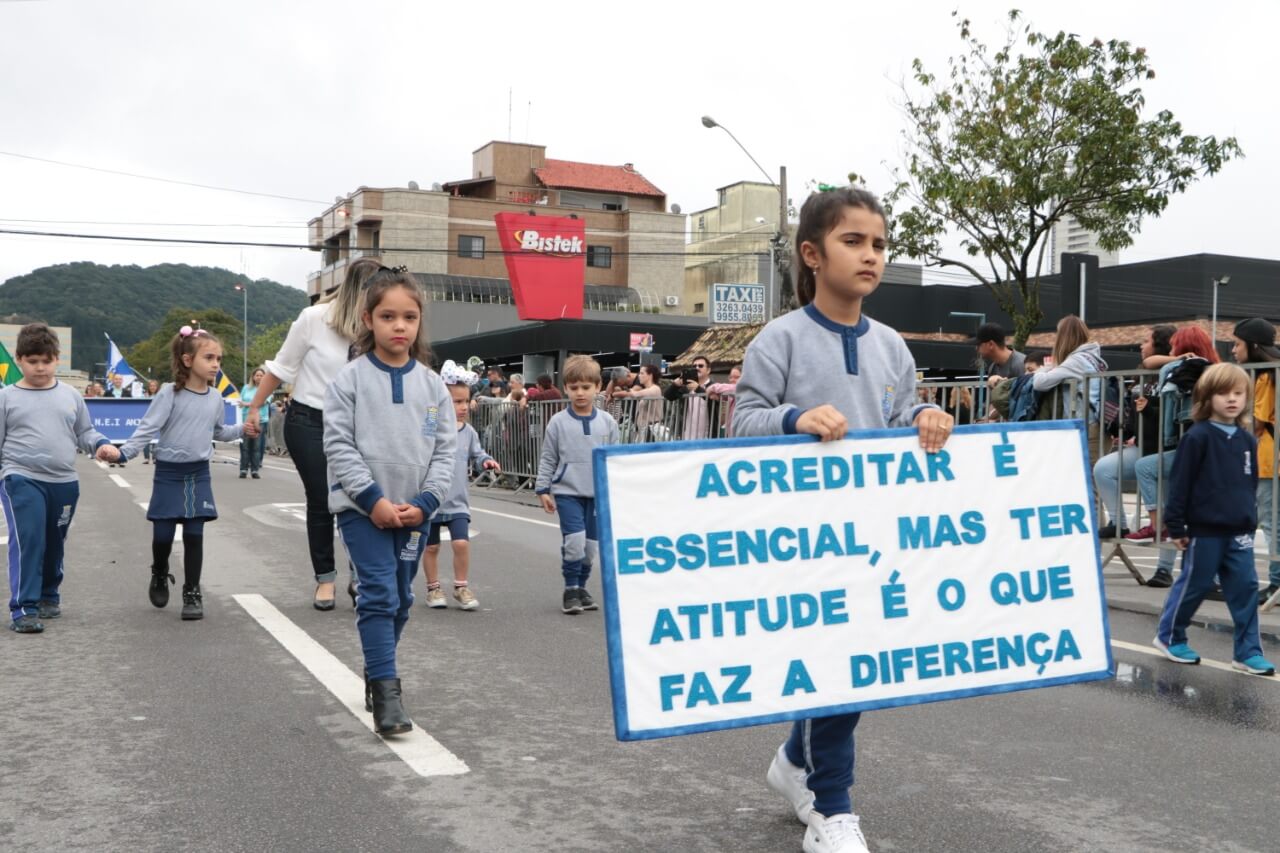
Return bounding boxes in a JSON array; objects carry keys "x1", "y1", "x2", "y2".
[{"x1": 0, "y1": 340, "x2": 21, "y2": 386}]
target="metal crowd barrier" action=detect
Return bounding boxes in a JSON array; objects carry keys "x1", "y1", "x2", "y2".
[
  {"x1": 462, "y1": 369, "x2": 1280, "y2": 595},
  {"x1": 921, "y1": 363, "x2": 1280, "y2": 595}
]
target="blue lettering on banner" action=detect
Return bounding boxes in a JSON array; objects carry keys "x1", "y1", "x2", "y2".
[
  {"x1": 659, "y1": 666, "x2": 753, "y2": 711},
  {"x1": 1009, "y1": 505, "x2": 1089, "y2": 540},
  {"x1": 992, "y1": 442, "x2": 1019, "y2": 476},
  {"x1": 849, "y1": 629, "x2": 1084, "y2": 686},
  {"x1": 694, "y1": 451, "x2": 954, "y2": 499},
  {"x1": 648, "y1": 588, "x2": 853, "y2": 645},
  {"x1": 614, "y1": 522, "x2": 869, "y2": 575}
]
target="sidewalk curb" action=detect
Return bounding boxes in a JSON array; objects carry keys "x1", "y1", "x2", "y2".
[{"x1": 1106, "y1": 600, "x2": 1280, "y2": 647}]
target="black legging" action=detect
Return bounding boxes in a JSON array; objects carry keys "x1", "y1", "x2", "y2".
[{"x1": 282, "y1": 402, "x2": 337, "y2": 583}]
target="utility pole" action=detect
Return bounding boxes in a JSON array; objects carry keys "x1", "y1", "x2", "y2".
[{"x1": 776, "y1": 165, "x2": 790, "y2": 314}]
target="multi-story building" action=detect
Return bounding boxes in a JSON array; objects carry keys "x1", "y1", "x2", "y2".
[
  {"x1": 682, "y1": 181, "x2": 780, "y2": 317},
  {"x1": 1050, "y1": 213, "x2": 1119, "y2": 273},
  {"x1": 307, "y1": 141, "x2": 686, "y2": 314}
]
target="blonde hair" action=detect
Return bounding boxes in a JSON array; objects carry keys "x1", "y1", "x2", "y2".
[
  {"x1": 1192, "y1": 363, "x2": 1252, "y2": 428},
  {"x1": 562, "y1": 354, "x2": 602, "y2": 386},
  {"x1": 322, "y1": 256, "x2": 384, "y2": 342},
  {"x1": 1051, "y1": 315, "x2": 1091, "y2": 367}
]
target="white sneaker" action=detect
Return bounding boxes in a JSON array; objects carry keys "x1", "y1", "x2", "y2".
[
  {"x1": 803, "y1": 812, "x2": 870, "y2": 853},
  {"x1": 425, "y1": 588, "x2": 446, "y2": 609},
  {"x1": 766, "y1": 743, "x2": 814, "y2": 824}
]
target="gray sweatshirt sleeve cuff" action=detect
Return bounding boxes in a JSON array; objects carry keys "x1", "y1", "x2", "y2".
[{"x1": 354, "y1": 483, "x2": 385, "y2": 514}]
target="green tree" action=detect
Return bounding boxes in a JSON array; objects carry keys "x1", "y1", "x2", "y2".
[
  {"x1": 127, "y1": 308, "x2": 245, "y2": 385},
  {"x1": 248, "y1": 320, "x2": 291, "y2": 374},
  {"x1": 880, "y1": 10, "x2": 1242, "y2": 347}
]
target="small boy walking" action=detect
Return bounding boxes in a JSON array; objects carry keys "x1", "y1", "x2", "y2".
[
  {"x1": 0, "y1": 323, "x2": 119, "y2": 632},
  {"x1": 1154, "y1": 362, "x2": 1276, "y2": 675},
  {"x1": 535, "y1": 355, "x2": 619, "y2": 614},
  {"x1": 424, "y1": 360, "x2": 501, "y2": 610}
]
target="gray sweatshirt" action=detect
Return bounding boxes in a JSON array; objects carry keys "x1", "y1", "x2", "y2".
[
  {"x1": 437, "y1": 423, "x2": 493, "y2": 519},
  {"x1": 120, "y1": 383, "x2": 242, "y2": 463},
  {"x1": 535, "y1": 407, "x2": 619, "y2": 498},
  {"x1": 0, "y1": 382, "x2": 111, "y2": 483},
  {"x1": 323, "y1": 354, "x2": 457, "y2": 517},
  {"x1": 733, "y1": 304, "x2": 935, "y2": 436},
  {"x1": 1031, "y1": 341, "x2": 1107, "y2": 420}
]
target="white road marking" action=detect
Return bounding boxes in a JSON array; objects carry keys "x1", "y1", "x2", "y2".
[
  {"x1": 470, "y1": 506, "x2": 560, "y2": 530},
  {"x1": 109, "y1": 474, "x2": 131, "y2": 489},
  {"x1": 232, "y1": 593, "x2": 469, "y2": 777},
  {"x1": 1110, "y1": 638, "x2": 1279, "y2": 680},
  {"x1": 95, "y1": 460, "x2": 109, "y2": 470}
]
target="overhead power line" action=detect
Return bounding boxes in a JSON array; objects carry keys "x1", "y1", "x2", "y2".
[{"x1": 0, "y1": 151, "x2": 327, "y2": 204}]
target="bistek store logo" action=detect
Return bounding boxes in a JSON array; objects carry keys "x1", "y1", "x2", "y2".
[{"x1": 494, "y1": 212, "x2": 586, "y2": 320}]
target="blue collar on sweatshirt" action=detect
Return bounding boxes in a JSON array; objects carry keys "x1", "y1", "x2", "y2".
[
  {"x1": 366, "y1": 352, "x2": 417, "y2": 404},
  {"x1": 804, "y1": 303, "x2": 870, "y2": 375},
  {"x1": 567, "y1": 406, "x2": 597, "y2": 435}
]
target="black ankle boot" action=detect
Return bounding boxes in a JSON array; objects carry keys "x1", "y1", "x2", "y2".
[
  {"x1": 369, "y1": 678, "x2": 412, "y2": 736},
  {"x1": 149, "y1": 566, "x2": 175, "y2": 608},
  {"x1": 363, "y1": 669, "x2": 372, "y2": 712},
  {"x1": 181, "y1": 585, "x2": 203, "y2": 621}
]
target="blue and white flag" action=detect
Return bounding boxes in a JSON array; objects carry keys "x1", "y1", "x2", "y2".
[{"x1": 105, "y1": 333, "x2": 139, "y2": 387}]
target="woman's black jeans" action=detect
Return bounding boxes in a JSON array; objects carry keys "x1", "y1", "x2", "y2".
[{"x1": 283, "y1": 402, "x2": 338, "y2": 583}]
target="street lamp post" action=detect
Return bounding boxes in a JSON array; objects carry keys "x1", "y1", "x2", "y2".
[
  {"x1": 950, "y1": 311, "x2": 988, "y2": 416},
  {"x1": 1211, "y1": 275, "x2": 1230, "y2": 356},
  {"x1": 701, "y1": 115, "x2": 789, "y2": 320},
  {"x1": 234, "y1": 280, "x2": 248, "y2": 387}
]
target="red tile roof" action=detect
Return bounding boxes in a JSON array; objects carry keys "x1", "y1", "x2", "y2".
[{"x1": 533, "y1": 159, "x2": 665, "y2": 198}]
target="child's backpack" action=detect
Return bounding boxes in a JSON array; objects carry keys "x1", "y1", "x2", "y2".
[{"x1": 1160, "y1": 357, "x2": 1210, "y2": 449}]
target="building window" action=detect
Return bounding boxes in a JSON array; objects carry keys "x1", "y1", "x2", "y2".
[
  {"x1": 694, "y1": 302, "x2": 705, "y2": 314},
  {"x1": 603, "y1": 202, "x2": 622, "y2": 211},
  {"x1": 587, "y1": 245, "x2": 612, "y2": 268},
  {"x1": 371, "y1": 229, "x2": 380, "y2": 251},
  {"x1": 718, "y1": 189, "x2": 728, "y2": 207},
  {"x1": 457, "y1": 235, "x2": 484, "y2": 259}
]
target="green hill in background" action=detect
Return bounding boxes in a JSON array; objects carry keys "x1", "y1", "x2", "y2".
[{"x1": 0, "y1": 262, "x2": 308, "y2": 372}]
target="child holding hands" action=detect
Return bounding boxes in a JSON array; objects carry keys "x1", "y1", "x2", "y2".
[{"x1": 0, "y1": 323, "x2": 119, "y2": 632}]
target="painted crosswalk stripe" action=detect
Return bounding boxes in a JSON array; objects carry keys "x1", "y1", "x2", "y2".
[
  {"x1": 109, "y1": 474, "x2": 131, "y2": 489},
  {"x1": 470, "y1": 506, "x2": 559, "y2": 530},
  {"x1": 1110, "y1": 638, "x2": 1280, "y2": 681},
  {"x1": 233, "y1": 593, "x2": 469, "y2": 777}
]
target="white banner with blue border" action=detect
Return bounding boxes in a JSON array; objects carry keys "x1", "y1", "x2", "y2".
[{"x1": 594, "y1": 421, "x2": 1113, "y2": 741}]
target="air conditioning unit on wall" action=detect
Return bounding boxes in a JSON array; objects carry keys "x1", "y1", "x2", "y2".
[{"x1": 664, "y1": 295, "x2": 680, "y2": 307}]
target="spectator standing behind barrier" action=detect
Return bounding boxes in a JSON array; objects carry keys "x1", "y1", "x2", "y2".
[
  {"x1": 706, "y1": 364, "x2": 742, "y2": 438},
  {"x1": 663, "y1": 355, "x2": 711, "y2": 438},
  {"x1": 237, "y1": 367, "x2": 272, "y2": 480},
  {"x1": 529, "y1": 374, "x2": 561, "y2": 402},
  {"x1": 1231, "y1": 317, "x2": 1280, "y2": 606},
  {"x1": 1093, "y1": 325, "x2": 1175, "y2": 538},
  {"x1": 1152, "y1": 363, "x2": 1276, "y2": 676},
  {"x1": 1032, "y1": 315, "x2": 1107, "y2": 465},
  {"x1": 974, "y1": 322, "x2": 1026, "y2": 388},
  {"x1": 1024, "y1": 354, "x2": 1044, "y2": 373},
  {"x1": 244, "y1": 255, "x2": 382, "y2": 611},
  {"x1": 1124, "y1": 326, "x2": 1220, "y2": 588},
  {"x1": 614, "y1": 364, "x2": 665, "y2": 441}
]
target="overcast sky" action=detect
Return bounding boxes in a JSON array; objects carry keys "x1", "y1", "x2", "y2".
[{"x1": 1, "y1": 0, "x2": 1274, "y2": 293}]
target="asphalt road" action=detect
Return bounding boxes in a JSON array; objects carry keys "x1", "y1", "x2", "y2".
[{"x1": 1, "y1": 453, "x2": 1277, "y2": 852}]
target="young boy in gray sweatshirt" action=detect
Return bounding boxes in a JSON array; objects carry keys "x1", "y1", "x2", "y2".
[
  {"x1": 535, "y1": 355, "x2": 620, "y2": 614},
  {"x1": 0, "y1": 323, "x2": 118, "y2": 632}
]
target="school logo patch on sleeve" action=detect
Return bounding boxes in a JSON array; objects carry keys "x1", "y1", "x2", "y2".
[
  {"x1": 881, "y1": 385, "x2": 896, "y2": 421},
  {"x1": 422, "y1": 406, "x2": 439, "y2": 437}
]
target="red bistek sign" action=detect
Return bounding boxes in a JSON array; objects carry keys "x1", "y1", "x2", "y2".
[{"x1": 494, "y1": 212, "x2": 587, "y2": 320}]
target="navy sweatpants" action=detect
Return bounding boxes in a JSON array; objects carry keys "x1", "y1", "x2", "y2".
[
  {"x1": 554, "y1": 495, "x2": 597, "y2": 588},
  {"x1": 784, "y1": 712, "x2": 860, "y2": 817},
  {"x1": 1, "y1": 475, "x2": 80, "y2": 621},
  {"x1": 1157, "y1": 534, "x2": 1263, "y2": 662},
  {"x1": 338, "y1": 511, "x2": 427, "y2": 680}
]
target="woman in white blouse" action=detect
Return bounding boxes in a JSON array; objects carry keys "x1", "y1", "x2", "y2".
[{"x1": 244, "y1": 257, "x2": 382, "y2": 610}]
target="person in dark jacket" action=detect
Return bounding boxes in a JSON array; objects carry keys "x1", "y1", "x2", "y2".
[{"x1": 1153, "y1": 363, "x2": 1275, "y2": 675}]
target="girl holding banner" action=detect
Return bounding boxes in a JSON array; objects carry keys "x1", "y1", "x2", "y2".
[{"x1": 733, "y1": 187, "x2": 952, "y2": 853}]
